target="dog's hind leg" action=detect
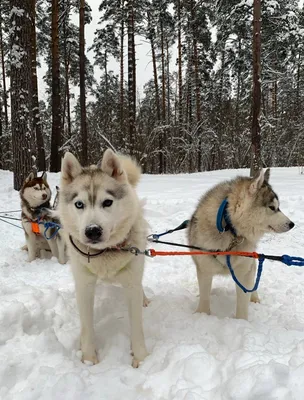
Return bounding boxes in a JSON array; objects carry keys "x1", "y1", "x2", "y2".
[{"x1": 72, "y1": 263, "x2": 98, "y2": 364}]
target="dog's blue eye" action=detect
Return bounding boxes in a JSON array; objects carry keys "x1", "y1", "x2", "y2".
[
  {"x1": 102, "y1": 199, "x2": 113, "y2": 208},
  {"x1": 75, "y1": 201, "x2": 84, "y2": 209}
]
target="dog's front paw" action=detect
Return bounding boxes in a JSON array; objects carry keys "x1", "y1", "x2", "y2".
[
  {"x1": 82, "y1": 350, "x2": 98, "y2": 365},
  {"x1": 195, "y1": 304, "x2": 210, "y2": 315},
  {"x1": 250, "y1": 292, "x2": 260, "y2": 303},
  {"x1": 143, "y1": 296, "x2": 150, "y2": 308},
  {"x1": 131, "y1": 348, "x2": 148, "y2": 368}
]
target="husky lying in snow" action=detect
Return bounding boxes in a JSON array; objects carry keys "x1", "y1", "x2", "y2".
[
  {"x1": 188, "y1": 169, "x2": 294, "y2": 320},
  {"x1": 58, "y1": 149, "x2": 149, "y2": 367},
  {"x1": 20, "y1": 172, "x2": 66, "y2": 264}
]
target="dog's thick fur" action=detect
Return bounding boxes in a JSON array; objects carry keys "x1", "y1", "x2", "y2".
[
  {"x1": 58, "y1": 149, "x2": 148, "y2": 367},
  {"x1": 188, "y1": 169, "x2": 294, "y2": 320},
  {"x1": 20, "y1": 172, "x2": 66, "y2": 264}
]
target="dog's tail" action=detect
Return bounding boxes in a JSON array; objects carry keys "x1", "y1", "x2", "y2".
[{"x1": 119, "y1": 155, "x2": 141, "y2": 187}]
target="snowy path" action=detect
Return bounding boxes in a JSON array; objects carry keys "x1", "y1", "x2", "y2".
[{"x1": 0, "y1": 168, "x2": 304, "y2": 399}]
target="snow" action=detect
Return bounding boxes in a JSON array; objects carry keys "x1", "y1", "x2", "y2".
[{"x1": 0, "y1": 167, "x2": 304, "y2": 399}]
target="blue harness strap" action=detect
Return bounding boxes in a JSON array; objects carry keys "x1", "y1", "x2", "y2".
[
  {"x1": 43, "y1": 221, "x2": 61, "y2": 240},
  {"x1": 226, "y1": 254, "x2": 265, "y2": 293},
  {"x1": 37, "y1": 217, "x2": 61, "y2": 240},
  {"x1": 216, "y1": 198, "x2": 237, "y2": 237},
  {"x1": 281, "y1": 255, "x2": 304, "y2": 267}
]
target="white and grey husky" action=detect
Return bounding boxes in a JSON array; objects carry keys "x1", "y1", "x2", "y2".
[
  {"x1": 58, "y1": 149, "x2": 149, "y2": 367},
  {"x1": 20, "y1": 172, "x2": 66, "y2": 264},
  {"x1": 188, "y1": 169, "x2": 294, "y2": 320}
]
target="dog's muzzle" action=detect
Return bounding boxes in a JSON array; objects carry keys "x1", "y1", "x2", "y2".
[{"x1": 85, "y1": 224, "x2": 102, "y2": 242}]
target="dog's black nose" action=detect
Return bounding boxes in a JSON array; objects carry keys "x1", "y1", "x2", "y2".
[
  {"x1": 289, "y1": 221, "x2": 295, "y2": 230},
  {"x1": 85, "y1": 225, "x2": 102, "y2": 241}
]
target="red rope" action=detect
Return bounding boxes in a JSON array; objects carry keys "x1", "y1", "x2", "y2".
[{"x1": 149, "y1": 249, "x2": 260, "y2": 259}]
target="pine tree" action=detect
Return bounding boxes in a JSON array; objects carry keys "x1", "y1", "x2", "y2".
[
  {"x1": 10, "y1": 0, "x2": 35, "y2": 190},
  {"x1": 250, "y1": 0, "x2": 261, "y2": 175},
  {"x1": 50, "y1": 0, "x2": 62, "y2": 172}
]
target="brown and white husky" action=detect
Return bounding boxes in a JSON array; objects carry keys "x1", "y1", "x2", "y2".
[{"x1": 20, "y1": 172, "x2": 66, "y2": 264}]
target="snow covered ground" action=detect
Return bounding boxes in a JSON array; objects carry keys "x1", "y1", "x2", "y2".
[{"x1": 0, "y1": 167, "x2": 304, "y2": 400}]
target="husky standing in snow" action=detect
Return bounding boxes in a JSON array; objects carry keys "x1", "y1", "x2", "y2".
[
  {"x1": 20, "y1": 172, "x2": 66, "y2": 264},
  {"x1": 58, "y1": 149, "x2": 149, "y2": 367},
  {"x1": 188, "y1": 169, "x2": 295, "y2": 320}
]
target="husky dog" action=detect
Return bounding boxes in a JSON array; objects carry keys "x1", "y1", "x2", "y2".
[
  {"x1": 188, "y1": 169, "x2": 294, "y2": 320},
  {"x1": 20, "y1": 172, "x2": 66, "y2": 264},
  {"x1": 58, "y1": 149, "x2": 148, "y2": 367}
]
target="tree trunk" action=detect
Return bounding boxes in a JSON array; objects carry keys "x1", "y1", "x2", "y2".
[
  {"x1": 250, "y1": 0, "x2": 262, "y2": 176},
  {"x1": 191, "y1": 1, "x2": 202, "y2": 171},
  {"x1": 127, "y1": 0, "x2": 136, "y2": 156},
  {"x1": 158, "y1": 20, "x2": 166, "y2": 173},
  {"x1": 63, "y1": 4, "x2": 72, "y2": 138},
  {"x1": 50, "y1": 0, "x2": 62, "y2": 172},
  {"x1": 120, "y1": 0, "x2": 125, "y2": 134},
  {"x1": 0, "y1": 10, "x2": 8, "y2": 129},
  {"x1": 0, "y1": 84, "x2": 2, "y2": 169},
  {"x1": 177, "y1": 0, "x2": 183, "y2": 131},
  {"x1": 147, "y1": 10, "x2": 161, "y2": 122},
  {"x1": 10, "y1": 0, "x2": 35, "y2": 190},
  {"x1": 79, "y1": 0, "x2": 87, "y2": 165},
  {"x1": 30, "y1": 0, "x2": 46, "y2": 171}
]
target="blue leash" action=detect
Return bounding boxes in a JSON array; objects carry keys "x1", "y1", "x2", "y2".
[
  {"x1": 37, "y1": 217, "x2": 62, "y2": 240},
  {"x1": 43, "y1": 221, "x2": 61, "y2": 240},
  {"x1": 226, "y1": 255, "x2": 265, "y2": 293}
]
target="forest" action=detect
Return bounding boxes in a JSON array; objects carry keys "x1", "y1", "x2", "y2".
[{"x1": 0, "y1": 0, "x2": 303, "y2": 189}]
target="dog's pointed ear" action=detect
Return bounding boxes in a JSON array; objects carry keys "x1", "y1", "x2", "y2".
[
  {"x1": 249, "y1": 169, "x2": 265, "y2": 195},
  {"x1": 264, "y1": 168, "x2": 270, "y2": 183},
  {"x1": 25, "y1": 172, "x2": 35, "y2": 183},
  {"x1": 101, "y1": 149, "x2": 127, "y2": 183},
  {"x1": 61, "y1": 152, "x2": 82, "y2": 184},
  {"x1": 41, "y1": 171, "x2": 47, "y2": 181}
]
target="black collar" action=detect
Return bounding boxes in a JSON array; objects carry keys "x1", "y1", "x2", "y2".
[{"x1": 69, "y1": 235, "x2": 129, "y2": 263}]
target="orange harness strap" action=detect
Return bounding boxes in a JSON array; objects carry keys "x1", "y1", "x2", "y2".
[{"x1": 31, "y1": 221, "x2": 41, "y2": 235}]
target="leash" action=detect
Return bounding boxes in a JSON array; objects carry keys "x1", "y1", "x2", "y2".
[
  {"x1": 0, "y1": 216, "x2": 23, "y2": 230},
  {"x1": 0, "y1": 209, "x2": 21, "y2": 214},
  {"x1": 42, "y1": 221, "x2": 61, "y2": 240},
  {"x1": 148, "y1": 220, "x2": 190, "y2": 241}
]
